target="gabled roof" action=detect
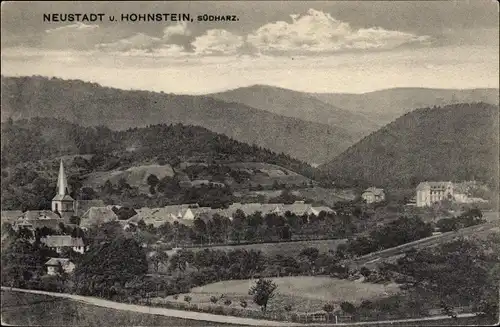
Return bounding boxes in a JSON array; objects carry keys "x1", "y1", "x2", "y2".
[
  {"x1": 41, "y1": 235, "x2": 84, "y2": 247},
  {"x1": 416, "y1": 181, "x2": 452, "y2": 190},
  {"x1": 1, "y1": 210, "x2": 24, "y2": 222},
  {"x1": 23, "y1": 210, "x2": 61, "y2": 220},
  {"x1": 309, "y1": 206, "x2": 334, "y2": 214},
  {"x1": 282, "y1": 203, "x2": 311, "y2": 215},
  {"x1": 363, "y1": 187, "x2": 385, "y2": 196},
  {"x1": 80, "y1": 207, "x2": 118, "y2": 228},
  {"x1": 74, "y1": 200, "x2": 105, "y2": 216},
  {"x1": 45, "y1": 257, "x2": 73, "y2": 266}
]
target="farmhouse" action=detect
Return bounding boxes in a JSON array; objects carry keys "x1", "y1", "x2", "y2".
[
  {"x1": 416, "y1": 181, "x2": 454, "y2": 207},
  {"x1": 361, "y1": 187, "x2": 386, "y2": 204},
  {"x1": 45, "y1": 258, "x2": 75, "y2": 275},
  {"x1": 40, "y1": 235, "x2": 86, "y2": 253}
]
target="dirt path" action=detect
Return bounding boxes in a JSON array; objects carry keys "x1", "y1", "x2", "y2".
[
  {"x1": 2, "y1": 287, "x2": 479, "y2": 326},
  {"x1": 1, "y1": 287, "x2": 301, "y2": 326}
]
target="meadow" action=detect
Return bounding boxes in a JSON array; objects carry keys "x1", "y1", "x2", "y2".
[
  {"x1": 188, "y1": 238, "x2": 347, "y2": 257},
  {"x1": 163, "y1": 276, "x2": 399, "y2": 313}
]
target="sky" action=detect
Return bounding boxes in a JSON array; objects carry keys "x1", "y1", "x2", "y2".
[{"x1": 1, "y1": 1, "x2": 499, "y2": 94}]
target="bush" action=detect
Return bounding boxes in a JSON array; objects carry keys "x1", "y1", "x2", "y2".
[
  {"x1": 184, "y1": 295, "x2": 192, "y2": 303},
  {"x1": 284, "y1": 304, "x2": 293, "y2": 312},
  {"x1": 214, "y1": 306, "x2": 225, "y2": 315},
  {"x1": 360, "y1": 266, "x2": 372, "y2": 277},
  {"x1": 224, "y1": 298, "x2": 232, "y2": 306},
  {"x1": 173, "y1": 294, "x2": 179, "y2": 300},
  {"x1": 323, "y1": 303, "x2": 334, "y2": 313},
  {"x1": 240, "y1": 299, "x2": 248, "y2": 308},
  {"x1": 210, "y1": 295, "x2": 219, "y2": 304}
]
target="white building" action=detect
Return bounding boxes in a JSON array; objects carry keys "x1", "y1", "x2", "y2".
[
  {"x1": 40, "y1": 235, "x2": 86, "y2": 254},
  {"x1": 45, "y1": 258, "x2": 75, "y2": 275},
  {"x1": 416, "y1": 181, "x2": 454, "y2": 207},
  {"x1": 361, "y1": 187, "x2": 386, "y2": 204}
]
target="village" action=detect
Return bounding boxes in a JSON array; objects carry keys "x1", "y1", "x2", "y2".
[{"x1": 0, "y1": 159, "x2": 491, "y2": 285}]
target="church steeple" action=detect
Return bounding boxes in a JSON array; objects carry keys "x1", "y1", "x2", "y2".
[
  {"x1": 57, "y1": 159, "x2": 69, "y2": 196},
  {"x1": 52, "y1": 159, "x2": 74, "y2": 217}
]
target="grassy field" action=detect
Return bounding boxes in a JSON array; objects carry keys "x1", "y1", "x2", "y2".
[
  {"x1": 163, "y1": 276, "x2": 399, "y2": 313},
  {"x1": 189, "y1": 238, "x2": 347, "y2": 257},
  {"x1": 1, "y1": 290, "x2": 245, "y2": 327}
]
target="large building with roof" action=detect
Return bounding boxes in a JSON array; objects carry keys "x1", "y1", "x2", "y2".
[
  {"x1": 416, "y1": 181, "x2": 454, "y2": 207},
  {"x1": 40, "y1": 235, "x2": 86, "y2": 253}
]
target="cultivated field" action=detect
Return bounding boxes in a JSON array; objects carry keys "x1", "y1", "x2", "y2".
[
  {"x1": 0, "y1": 290, "x2": 243, "y2": 327},
  {"x1": 165, "y1": 276, "x2": 399, "y2": 313},
  {"x1": 83, "y1": 164, "x2": 174, "y2": 191},
  {"x1": 188, "y1": 238, "x2": 347, "y2": 257}
]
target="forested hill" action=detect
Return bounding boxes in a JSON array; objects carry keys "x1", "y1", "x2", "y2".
[
  {"x1": 1, "y1": 75, "x2": 356, "y2": 164},
  {"x1": 320, "y1": 103, "x2": 499, "y2": 188},
  {"x1": 0, "y1": 117, "x2": 319, "y2": 179}
]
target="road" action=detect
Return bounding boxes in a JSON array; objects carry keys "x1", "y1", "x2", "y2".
[
  {"x1": 1, "y1": 287, "x2": 481, "y2": 326},
  {"x1": 347, "y1": 220, "x2": 500, "y2": 269}
]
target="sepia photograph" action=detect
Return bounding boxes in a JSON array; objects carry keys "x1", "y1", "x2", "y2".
[{"x1": 1, "y1": 1, "x2": 499, "y2": 326}]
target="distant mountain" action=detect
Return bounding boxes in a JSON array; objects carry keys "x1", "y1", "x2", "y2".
[
  {"x1": 1, "y1": 76, "x2": 356, "y2": 164},
  {"x1": 319, "y1": 103, "x2": 499, "y2": 188},
  {"x1": 311, "y1": 87, "x2": 499, "y2": 125},
  {"x1": 210, "y1": 84, "x2": 379, "y2": 137}
]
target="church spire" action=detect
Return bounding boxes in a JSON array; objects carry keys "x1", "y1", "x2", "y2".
[{"x1": 57, "y1": 159, "x2": 68, "y2": 196}]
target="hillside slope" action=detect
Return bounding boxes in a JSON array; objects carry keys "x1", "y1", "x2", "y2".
[
  {"x1": 312, "y1": 87, "x2": 499, "y2": 125},
  {"x1": 1, "y1": 76, "x2": 355, "y2": 164},
  {"x1": 0, "y1": 117, "x2": 317, "y2": 178},
  {"x1": 320, "y1": 103, "x2": 499, "y2": 188},
  {"x1": 210, "y1": 84, "x2": 379, "y2": 136}
]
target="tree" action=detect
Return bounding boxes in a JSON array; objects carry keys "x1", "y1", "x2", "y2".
[
  {"x1": 150, "y1": 251, "x2": 169, "y2": 272},
  {"x1": 72, "y1": 235, "x2": 148, "y2": 297},
  {"x1": 248, "y1": 278, "x2": 277, "y2": 312},
  {"x1": 340, "y1": 301, "x2": 356, "y2": 314},
  {"x1": 147, "y1": 174, "x2": 160, "y2": 188},
  {"x1": 69, "y1": 216, "x2": 81, "y2": 225}
]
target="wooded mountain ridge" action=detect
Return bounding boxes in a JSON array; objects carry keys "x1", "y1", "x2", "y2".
[
  {"x1": 320, "y1": 102, "x2": 499, "y2": 189},
  {"x1": 1, "y1": 76, "x2": 355, "y2": 165}
]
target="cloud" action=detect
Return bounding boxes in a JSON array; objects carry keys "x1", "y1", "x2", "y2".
[
  {"x1": 96, "y1": 33, "x2": 162, "y2": 52},
  {"x1": 43, "y1": 22, "x2": 103, "y2": 50},
  {"x1": 163, "y1": 22, "x2": 191, "y2": 40},
  {"x1": 247, "y1": 8, "x2": 431, "y2": 54},
  {"x1": 191, "y1": 29, "x2": 244, "y2": 55},
  {"x1": 45, "y1": 22, "x2": 99, "y2": 34},
  {"x1": 95, "y1": 22, "x2": 191, "y2": 55}
]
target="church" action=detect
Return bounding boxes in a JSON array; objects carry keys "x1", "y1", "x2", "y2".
[
  {"x1": 51, "y1": 159, "x2": 76, "y2": 220},
  {"x1": 4, "y1": 159, "x2": 106, "y2": 231}
]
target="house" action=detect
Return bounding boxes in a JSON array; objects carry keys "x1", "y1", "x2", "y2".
[
  {"x1": 80, "y1": 207, "x2": 119, "y2": 229},
  {"x1": 40, "y1": 235, "x2": 86, "y2": 254},
  {"x1": 45, "y1": 258, "x2": 75, "y2": 275},
  {"x1": 74, "y1": 199, "x2": 106, "y2": 217},
  {"x1": 307, "y1": 206, "x2": 335, "y2": 216},
  {"x1": 13, "y1": 210, "x2": 65, "y2": 232},
  {"x1": 1, "y1": 210, "x2": 24, "y2": 225},
  {"x1": 191, "y1": 180, "x2": 210, "y2": 188},
  {"x1": 416, "y1": 182, "x2": 454, "y2": 207},
  {"x1": 361, "y1": 187, "x2": 386, "y2": 204}
]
